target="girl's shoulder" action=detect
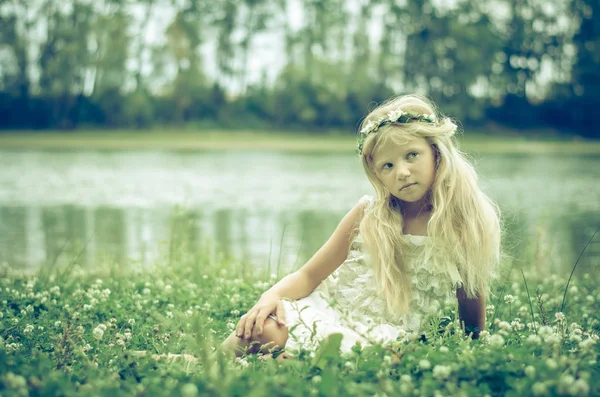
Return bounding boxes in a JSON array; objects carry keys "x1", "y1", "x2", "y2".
[{"x1": 358, "y1": 194, "x2": 375, "y2": 209}]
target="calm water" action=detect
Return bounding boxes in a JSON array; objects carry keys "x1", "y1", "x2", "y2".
[{"x1": 0, "y1": 149, "x2": 599, "y2": 276}]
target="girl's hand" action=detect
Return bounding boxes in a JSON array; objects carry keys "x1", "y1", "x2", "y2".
[{"x1": 236, "y1": 293, "x2": 286, "y2": 340}]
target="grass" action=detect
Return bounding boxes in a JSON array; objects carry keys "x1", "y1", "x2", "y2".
[
  {"x1": 1, "y1": 238, "x2": 599, "y2": 397},
  {"x1": 1, "y1": 129, "x2": 600, "y2": 154}
]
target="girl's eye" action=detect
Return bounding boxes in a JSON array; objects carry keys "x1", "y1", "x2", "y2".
[
  {"x1": 407, "y1": 152, "x2": 419, "y2": 160},
  {"x1": 382, "y1": 163, "x2": 393, "y2": 169}
]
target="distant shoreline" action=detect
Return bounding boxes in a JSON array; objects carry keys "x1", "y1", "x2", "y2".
[{"x1": 1, "y1": 130, "x2": 599, "y2": 154}]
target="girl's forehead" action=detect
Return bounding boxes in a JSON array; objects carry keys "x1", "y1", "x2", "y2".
[{"x1": 374, "y1": 136, "x2": 428, "y2": 158}]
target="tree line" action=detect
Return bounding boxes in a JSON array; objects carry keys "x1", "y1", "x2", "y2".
[{"x1": 0, "y1": 0, "x2": 598, "y2": 137}]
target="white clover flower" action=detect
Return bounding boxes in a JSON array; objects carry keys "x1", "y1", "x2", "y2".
[
  {"x1": 165, "y1": 285, "x2": 172, "y2": 292},
  {"x1": 432, "y1": 365, "x2": 452, "y2": 380},
  {"x1": 83, "y1": 304, "x2": 92, "y2": 311},
  {"x1": 11, "y1": 318, "x2": 19, "y2": 325},
  {"x1": 418, "y1": 359, "x2": 431, "y2": 370},
  {"x1": 532, "y1": 382, "x2": 547, "y2": 396},
  {"x1": 558, "y1": 374, "x2": 575, "y2": 395},
  {"x1": 142, "y1": 288, "x2": 151, "y2": 295},
  {"x1": 230, "y1": 309, "x2": 240, "y2": 317},
  {"x1": 545, "y1": 358, "x2": 558, "y2": 369},
  {"x1": 116, "y1": 339, "x2": 125, "y2": 345},
  {"x1": 538, "y1": 325, "x2": 553, "y2": 337},
  {"x1": 503, "y1": 294, "x2": 514, "y2": 304},
  {"x1": 498, "y1": 321, "x2": 512, "y2": 332},
  {"x1": 23, "y1": 324, "x2": 34, "y2": 334},
  {"x1": 555, "y1": 312, "x2": 565, "y2": 323},
  {"x1": 400, "y1": 375, "x2": 412, "y2": 383},
  {"x1": 181, "y1": 383, "x2": 199, "y2": 397},
  {"x1": 546, "y1": 334, "x2": 561, "y2": 345},
  {"x1": 166, "y1": 311, "x2": 174, "y2": 319},
  {"x1": 570, "y1": 334, "x2": 583, "y2": 343},
  {"x1": 93, "y1": 326, "x2": 104, "y2": 340},
  {"x1": 439, "y1": 346, "x2": 449, "y2": 353},
  {"x1": 570, "y1": 379, "x2": 590, "y2": 396},
  {"x1": 579, "y1": 338, "x2": 596, "y2": 349},
  {"x1": 479, "y1": 330, "x2": 490, "y2": 340},
  {"x1": 186, "y1": 309, "x2": 193, "y2": 316},
  {"x1": 488, "y1": 334, "x2": 505, "y2": 347},
  {"x1": 527, "y1": 334, "x2": 542, "y2": 344},
  {"x1": 525, "y1": 365, "x2": 536, "y2": 378},
  {"x1": 167, "y1": 303, "x2": 175, "y2": 309}
]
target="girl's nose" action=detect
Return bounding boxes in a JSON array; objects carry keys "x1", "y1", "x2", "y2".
[{"x1": 396, "y1": 164, "x2": 410, "y2": 179}]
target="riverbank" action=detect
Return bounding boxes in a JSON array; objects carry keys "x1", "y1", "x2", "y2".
[{"x1": 1, "y1": 130, "x2": 599, "y2": 154}]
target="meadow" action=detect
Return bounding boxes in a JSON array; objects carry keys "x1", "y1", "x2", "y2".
[{"x1": 1, "y1": 238, "x2": 598, "y2": 397}]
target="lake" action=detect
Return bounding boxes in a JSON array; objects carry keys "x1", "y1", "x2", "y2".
[{"x1": 0, "y1": 149, "x2": 598, "y2": 277}]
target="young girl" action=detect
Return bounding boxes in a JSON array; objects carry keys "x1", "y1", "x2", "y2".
[{"x1": 221, "y1": 94, "x2": 501, "y2": 358}]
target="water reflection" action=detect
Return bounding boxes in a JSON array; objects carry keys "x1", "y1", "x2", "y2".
[{"x1": 1, "y1": 203, "x2": 597, "y2": 276}]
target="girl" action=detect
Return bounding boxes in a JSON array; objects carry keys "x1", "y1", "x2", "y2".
[{"x1": 221, "y1": 94, "x2": 501, "y2": 358}]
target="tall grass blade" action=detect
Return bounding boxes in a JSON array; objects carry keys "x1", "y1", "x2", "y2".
[
  {"x1": 520, "y1": 269, "x2": 537, "y2": 334},
  {"x1": 560, "y1": 226, "x2": 599, "y2": 312}
]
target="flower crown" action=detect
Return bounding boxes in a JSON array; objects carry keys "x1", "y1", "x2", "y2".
[{"x1": 356, "y1": 109, "x2": 437, "y2": 155}]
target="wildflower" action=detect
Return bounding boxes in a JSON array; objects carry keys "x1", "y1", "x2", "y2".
[
  {"x1": 439, "y1": 346, "x2": 449, "y2": 353},
  {"x1": 23, "y1": 324, "x2": 34, "y2": 334},
  {"x1": 230, "y1": 309, "x2": 240, "y2": 317},
  {"x1": 166, "y1": 311, "x2": 174, "y2": 319},
  {"x1": 128, "y1": 319, "x2": 135, "y2": 325},
  {"x1": 93, "y1": 326, "x2": 104, "y2": 340},
  {"x1": 525, "y1": 365, "x2": 535, "y2": 378},
  {"x1": 11, "y1": 318, "x2": 19, "y2": 325},
  {"x1": 54, "y1": 321, "x2": 61, "y2": 327},
  {"x1": 181, "y1": 383, "x2": 199, "y2": 397},
  {"x1": 532, "y1": 382, "x2": 547, "y2": 396},
  {"x1": 142, "y1": 288, "x2": 151, "y2": 295},
  {"x1": 98, "y1": 324, "x2": 107, "y2": 331},
  {"x1": 418, "y1": 359, "x2": 431, "y2": 370},
  {"x1": 558, "y1": 374, "x2": 575, "y2": 395},
  {"x1": 478, "y1": 330, "x2": 490, "y2": 340},
  {"x1": 526, "y1": 334, "x2": 541, "y2": 344},
  {"x1": 498, "y1": 321, "x2": 511, "y2": 332},
  {"x1": 186, "y1": 309, "x2": 193, "y2": 316},
  {"x1": 165, "y1": 285, "x2": 172, "y2": 292},
  {"x1": 555, "y1": 312, "x2": 565, "y2": 323},
  {"x1": 116, "y1": 339, "x2": 125, "y2": 345},
  {"x1": 579, "y1": 338, "x2": 596, "y2": 349},
  {"x1": 432, "y1": 365, "x2": 452, "y2": 380},
  {"x1": 569, "y1": 334, "x2": 582, "y2": 343},
  {"x1": 545, "y1": 358, "x2": 558, "y2": 369},
  {"x1": 504, "y1": 295, "x2": 515, "y2": 304},
  {"x1": 488, "y1": 334, "x2": 505, "y2": 347},
  {"x1": 570, "y1": 379, "x2": 590, "y2": 396}
]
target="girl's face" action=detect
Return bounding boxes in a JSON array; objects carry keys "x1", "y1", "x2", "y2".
[{"x1": 372, "y1": 136, "x2": 436, "y2": 209}]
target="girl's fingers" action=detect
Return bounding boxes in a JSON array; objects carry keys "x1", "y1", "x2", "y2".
[
  {"x1": 243, "y1": 312, "x2": 258, "y2": 340},
  {"x1": 235, "y1": 315, "x2": 247, "y2": 338},
  {"x1": 276, "y1": 302, "x2": 286, "y2": 326},
  {"x1": 254, "y1": 310, "x2": 268, "y2": 336}
]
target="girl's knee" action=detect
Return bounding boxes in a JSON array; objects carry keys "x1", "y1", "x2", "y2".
[{"x1": 259, "y1": 318, "x2": 288, "y2": 349}]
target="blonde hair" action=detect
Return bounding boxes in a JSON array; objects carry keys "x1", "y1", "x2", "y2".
[{"x1": 358, "y1": 94, "x2": 501, "y2": 314}]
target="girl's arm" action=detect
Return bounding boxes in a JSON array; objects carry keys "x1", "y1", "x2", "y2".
[
  {"x1": 237, "y1": 200, "x2": 367, "y2": 339},
  {"x1": 264, "y1": 199, "x2": 367, "y2": 301},
  {"x1": 456, "y1": 286, "x2": 486, "y2": 339}
]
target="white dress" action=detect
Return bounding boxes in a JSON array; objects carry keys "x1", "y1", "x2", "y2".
[{"x1": 281, "y1": 195, "x2": 464, "y2": 354}]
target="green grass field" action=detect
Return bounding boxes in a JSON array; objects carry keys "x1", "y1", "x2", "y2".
[
  {"x1": 1, "y1": 129, "x2": 600, "y2": 154},
  {"x1": 1, "y1": 242, "x2": 598, "y2": 396}
]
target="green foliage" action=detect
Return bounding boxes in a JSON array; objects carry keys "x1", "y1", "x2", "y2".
[{"x1": 0, "y1": 238, "x2": 599, "y2": 396}]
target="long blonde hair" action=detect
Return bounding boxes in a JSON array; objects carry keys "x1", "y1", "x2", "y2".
[{"x1": 358, "y1": 94, "x2": 501, "y2": 314}]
